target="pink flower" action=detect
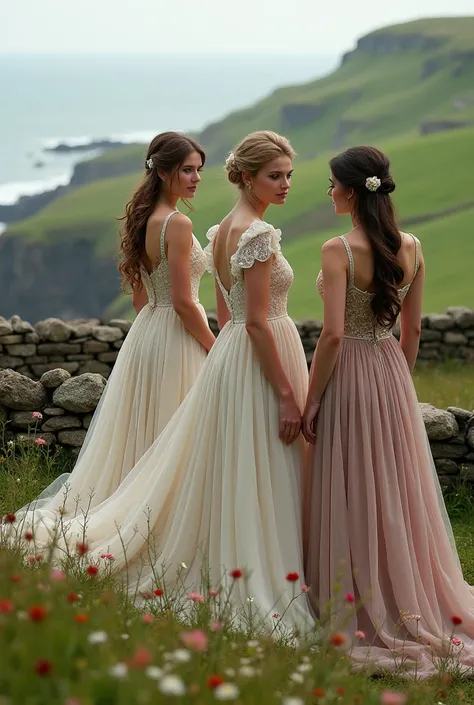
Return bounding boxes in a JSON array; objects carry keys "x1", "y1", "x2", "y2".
[
  {"x1": 24, "y1": 531, "x2": 34, "y2": 541},
  {"x1": 452, "y1": 637, "x2": 463, "y2": 646},
  {"x1": 4, "y1": 513, "x2": 16, "y2": 524},
  {"x1": 180, "y1": 630, "x2": 208, "y2": 652},
  {"x1": 35, "y1": 438, "x2": 47, "y2": 446},
  {"x1": 380, "y1": 692, "x2": 407, "y2": 705},
  {"x1": 188, "y1": 591, "x2": 205, "y2": 603},
  {"x1": 36, "y1": 554, "x2": 44, "y2": 562},
  {"x1": 211, "y1": 621, "x2": 222, "y2": 632},
  {"x1": 0, "y1": 600, "x2": 14, "y2": 613},
  {"x1": 272, "y1": 613, "x2": 280, "y2": 619},
  {"x1": 86, "y1": 565, "x2": 98, "y2": 577},
  {"x1": 355, "y1": 630, "x2": 366, "y2": 640},
  {"x1": 300, "y1": 584, "x2": 310, "y2": 593},
  {"x1": 209, "y1": 589, "x2": 218, "y2": 598},
  {"x1": 50, "y1": 569, "x2": 66, "y2": 581},
  {"x1": 142, "y1": 613, "x2": 154, "y2": 624},
  {"x1": 76, "y1": 542, "x2": 88, "y2": 556},
  {"x1": 105, "y1": 553, "x2": 114, "y2": 560},
  {"x1": 32, "y1": 412, "x2": 43, "y2": 420},
  {"x1": 28, "y1": 556, "x2": 36, "y2": 564},
  {"x1": 345, "y1": 593, "x2": 355, "y2": 603}
]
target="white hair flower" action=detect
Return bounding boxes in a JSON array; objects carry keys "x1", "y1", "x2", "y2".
[
  {"x1": 146, "y1": 157, "x2": 154, "y2": 171},
  {"x1": 225, "y1": 152, "x2": 235, "y2": 167},
  {"x1": 365, "y1": 176, "x2": 381, "y2": 192}
]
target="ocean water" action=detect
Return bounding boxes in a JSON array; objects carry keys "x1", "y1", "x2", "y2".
[{"x1": 0, "y1": 53, "x2": 336, "y2": 206}]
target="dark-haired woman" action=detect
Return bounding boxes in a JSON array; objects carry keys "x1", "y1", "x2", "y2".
[
  {"x1": 22, "y1": 132, "x2": 214, "y2": 517},
  {"x1": 302, "y1": 146, "x2": 474, "y2": 677}
]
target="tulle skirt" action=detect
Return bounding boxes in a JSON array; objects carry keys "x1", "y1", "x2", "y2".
[{"x1": 303, "y1": 336, "x2": 474, "y2": 677}]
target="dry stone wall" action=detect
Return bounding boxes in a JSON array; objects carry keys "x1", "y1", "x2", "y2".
[
  {"x1": 0, "y1": 307, "x2": 474, "y2": 381},
  {"x1": 0, "y1": 366, "x2": 472, "y2": 482}
]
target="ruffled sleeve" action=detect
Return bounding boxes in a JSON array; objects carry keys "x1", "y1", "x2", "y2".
[
  {"x1": 230, "y1": 221, "x2": 281, "y2": 278},
  {"x1": 203, "y1": 225, "x2": 219, "y2": 276}
]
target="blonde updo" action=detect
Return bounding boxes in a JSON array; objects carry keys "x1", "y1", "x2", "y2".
[{"x1": 225, "y1": 131, "x2": 295, "y2": 188}]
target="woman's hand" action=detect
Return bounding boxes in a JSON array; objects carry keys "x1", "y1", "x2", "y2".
[
  {"x1": 279, "y1": 393, "x2": 302, "y2": 445},
  {"x1": 302, "y1": 399, "x2": 321, "y2": 445}
]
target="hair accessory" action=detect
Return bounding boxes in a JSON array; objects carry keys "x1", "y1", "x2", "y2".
[
  {"x1": 225, "y1": 152, "x2": 235, "y2": 167},
  {"x1": 145, "y1": 157, "x2": 154, "y2": 171},
  {"x1": 365, "y1": 176, "x2": 381, "y2": 192}
]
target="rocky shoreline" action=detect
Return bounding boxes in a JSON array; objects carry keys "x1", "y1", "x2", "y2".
[{"x1": 0, "y1": 140, "x2": 143, "y2": 226}]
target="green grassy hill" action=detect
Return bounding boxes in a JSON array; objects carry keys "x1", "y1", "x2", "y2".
[
  {"x1": 103, "y1": 126, "x2": 474, "y2": 319},
  {"x1": 55, "y1": 16, "x2": 474, "y2": 179},
  {"x1": 1, "y1": 16, "x2": 473, "y2": 322},
  {"x1": 197, "y1": 17, "x2": 474, "y2": 163}
]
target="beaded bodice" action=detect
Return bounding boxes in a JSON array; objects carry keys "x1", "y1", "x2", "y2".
[
  {"x1": 139, "y1": 211, "x2": 206, "y2": 310},
  {"x1": 205, "y1": 221, "x2": 293, "y2": 323},
  {"x1": 316, "y1": 234, "x2": 419, "y2": 342}
]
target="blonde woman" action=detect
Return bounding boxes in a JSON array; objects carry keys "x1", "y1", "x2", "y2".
[{"x1": 23, "y1": 131, "x2": 313, "y2": 634}]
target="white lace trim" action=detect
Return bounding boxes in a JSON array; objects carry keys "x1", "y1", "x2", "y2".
[
  {"x1": 203, "y1": 225, "x2": 219, "y2": 275},
  {"x1": 230, "y1": 220, "x2": 281, "y2": 278}
]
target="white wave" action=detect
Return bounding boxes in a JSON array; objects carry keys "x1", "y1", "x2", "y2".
[
  {"x1": 0, "y1": 169, "x2": 73, "y2": 206},
  {"x1": 42, "y1": 130, "x2": 155, "y2": 150}
]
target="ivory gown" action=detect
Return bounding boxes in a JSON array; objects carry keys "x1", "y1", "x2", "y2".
[
  {"x1": 20, "y1": 220, "x2": 313, "y2": 633},
  {"x1": 21, "y1": 210, "x2": 208, "y2": 515}
]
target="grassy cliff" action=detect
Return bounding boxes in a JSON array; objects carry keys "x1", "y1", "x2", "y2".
[{"x1": 1, "y1": 16, "x2": 473, "y2": 321}]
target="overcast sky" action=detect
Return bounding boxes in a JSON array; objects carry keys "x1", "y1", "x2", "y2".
[{"x1": 1, "y1": 0, "x2": 472, "y2": 55}]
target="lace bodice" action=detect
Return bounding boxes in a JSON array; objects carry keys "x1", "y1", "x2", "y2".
[
  {"x1": 205, "y1": 220, "x2": 293, "y2": 324},
  {"x1": 316, "y1": 234, "x2": 419, "y2": 342},
  {"x1": 139, "y1": 211, "x2": 206, "y2": 309}
]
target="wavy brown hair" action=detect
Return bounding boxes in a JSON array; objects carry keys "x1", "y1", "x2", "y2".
[
  {"x1": 117, "y1": 131, "x2": 205, "y2": 292},
  {"x1": 330, "y1": 146, "x2": 403, "y2": 328}
]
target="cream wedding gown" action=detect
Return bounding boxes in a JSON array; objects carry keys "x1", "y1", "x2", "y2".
[
  {"x1": 22, "y1": 211, "x2": 208, "y2": 514},
  {"x1": 21, "y1": 220, "x2": 313, "y2": 633}
]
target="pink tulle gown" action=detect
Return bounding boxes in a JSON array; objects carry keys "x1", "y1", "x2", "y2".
[{"x1": 303, "y1": 234, "x2": 474, "y2": 678}]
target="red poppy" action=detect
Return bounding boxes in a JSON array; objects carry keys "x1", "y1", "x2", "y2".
[
  {"x1": 230, "y1": 569, "x2": 242, "y2": 579},
  {"x1": 76, "y1": 542, "x2": 89, "y2": 555},
  {"x1": 28, "y1": 605, "x2": 47, "y2": 622},
  {"x1": 452, "y1": 615, "x2": 463, "y2": 626},
  {"x1": 24, "y1": 531, "x2": 34, "y2": 541},
  {"x1": 330, "y1": 633, "x2": 346, "y2": 647},
  {"x1": 86, "y1": 565, "x2": 99, "y2": 577},
  {"x1": 35, "y1": 659, "x2": 52, "y2": 676},
  {"x1": 286, "y1": 572, "x2": 299, "y2": 582},
  {"x1": 154, "y1": 588, "x2": 164, "y2": 597},
  {"x1": 10, "y1": 575, "x2": 21, "y2": 584},
  {"x1": 74, "y1": 613, "x2": 89, "y2": 623},
  {"x1": 67, "y1": 592, "x2": 80, "y2": 604},
  {"x1": 313, "y1": 688, "x2": 325, "y2": 697},
  {"x1": 4, "y1": 513, "x2": 16, "y2": 524},
  {"x1": 207, "y1": 675, "x2": 225, "y2": 689}
]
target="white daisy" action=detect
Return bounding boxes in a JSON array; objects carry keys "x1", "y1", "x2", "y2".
[{"x1": 159, "y1": 675, "x2": 186, "y2": 696}]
